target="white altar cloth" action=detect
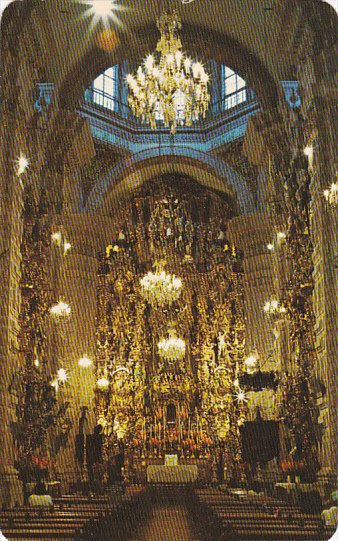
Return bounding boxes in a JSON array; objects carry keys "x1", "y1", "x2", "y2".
[
  {"x1": 28, "y1": 494, "x2": 53, "y2": 507},
  {"x1": 147, "y1": 465, "x2": 198, "y2": 483}
]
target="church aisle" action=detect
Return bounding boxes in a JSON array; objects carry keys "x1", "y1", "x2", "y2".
[{"x1": 128, "y1": 505, "x2": 203, "y2": 541}]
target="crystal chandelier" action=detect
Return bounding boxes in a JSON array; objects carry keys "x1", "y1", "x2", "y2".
[
  {"x1": 158, "y1": 334, "x2": 186, "y2": 362},
  {"x1": 263, "y1": 298, "x2": 286, "y2": 317},
  {"x1": 126, "y1": 9, "x2": 210, "y2": 133},
  {"x1": 140, "y1": 269, "x2": 183, "y2": 307},
  {"x1": 50, "y1": 300, "x2": 71, "y2": 318}
]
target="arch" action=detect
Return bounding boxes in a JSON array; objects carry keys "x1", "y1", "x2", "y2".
[
  {"x1": 1, "y1": 0, "x2": 336, "y2": 202},
  {"x1": 59, "y1": 23, "x2": 283, "y2": 114},
  {"x1": 84, "y1": 149, "x2": 256, "y2": 216}
]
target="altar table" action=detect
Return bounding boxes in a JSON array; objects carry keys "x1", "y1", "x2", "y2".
[
  {"x1": 147, "y1": 465, "x2": 198, "y2": 484},
  {"x1": 28, "y1": 494, "x2": 53, "y2": 507}
]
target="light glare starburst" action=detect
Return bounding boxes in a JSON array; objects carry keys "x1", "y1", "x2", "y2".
[
  {"x1": 15, "y1": 153, "x2": 29, "y2": 176},
  {"x1": 57, "y1": 368, "x2": 69, "y2": 383},
  {"x1": 78, "y1": 0, "x2": 126, "y2": 28},
  {"x1": 234, "y1": 389, "x2": 248, "y2": 403}
]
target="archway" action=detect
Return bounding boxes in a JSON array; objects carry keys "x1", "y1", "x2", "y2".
[{"x1": 85, "y1": 152, "x2": 255, "y2": 215}]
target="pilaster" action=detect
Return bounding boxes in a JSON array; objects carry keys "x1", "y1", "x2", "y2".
[
  {"x1": 227, "y1": 212, "x2": 286, "y2": 371},
  {"x1": 0, "y1": 118, "x2": 26, "y2": 508},
  {"x1": 48, "y1": 215, "x2": 100, "y2": 483},
  {"x1": 296, "y1": 40, "x2": 338, "y2": 474},
  {"x1": 62, "y1": 117, "x2": 95, "y2": 213}
]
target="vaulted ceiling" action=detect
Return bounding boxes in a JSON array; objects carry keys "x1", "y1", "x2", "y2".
[
  {"x1": 1, "y1": 0, "x2": 336, "y2": 215},
  {"x1": 3, "y1": 0, "x2": 336, "y2": 113}
]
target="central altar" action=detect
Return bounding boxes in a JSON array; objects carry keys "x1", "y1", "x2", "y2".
[
  {"x1": 147, "y1": 464, "x2": 198, "y2": 483},
  {"x1": 147, "y1": 454, "x2": 197, "y2": 483},
  {"x1": 131, "y1": 456, "x2": 212, "y2": 485},
  {"x1": 94, "y1": 177, "x2": 247, "y2": 483}
]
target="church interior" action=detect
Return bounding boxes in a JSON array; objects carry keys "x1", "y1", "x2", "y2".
[{"x1": 0, "y1": 0, "x2": 337, "y2": 539}]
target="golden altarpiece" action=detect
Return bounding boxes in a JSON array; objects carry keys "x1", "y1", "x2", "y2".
[{"x1": 95, "y1": 175, "x2": 246, "y2": 483}]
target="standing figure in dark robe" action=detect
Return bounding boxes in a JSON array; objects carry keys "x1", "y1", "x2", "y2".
[
  {"x1": 75, "y1": 406, "x2": 89, "y2": 466},
  {"x1": 115, "y1": 442, "x2": 125, "y2": 487},
  {"x1": 87, "y1": 425, "x2": 103, "y2": 491}
]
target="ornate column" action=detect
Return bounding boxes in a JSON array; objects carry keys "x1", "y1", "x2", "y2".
[
  {"x1": 0, "y1": 36, "x2": 36, "y2": 504},
  {"x1": 226, "y1": 251, "x2": 246, "y2": 483},
  {"x1": 231, "y1": 110, "x2": 300, "y2": 464},
  {"x1": 298, "y1": 43, "x2": 338, "y2": 476},
  {"x1": 278, "y1": 146, "x2": 320, "y2": 481}
]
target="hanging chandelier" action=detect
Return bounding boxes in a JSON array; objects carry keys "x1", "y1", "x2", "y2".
[
  {"x1": 140, "y1": 269, "x2": 183, "y2": 307},
  {"x1": 158, "y1": 334, "x2": 186, "y2": 362},
  {"x1": 50, "y1": 300, "x2": 71, "y2": 318},
  {"x1": 263, "y1": 298, "x2": 286, "y2": 317},
  {"x1": 126, "y1": 9, "x2": 210, "y2": 134}
]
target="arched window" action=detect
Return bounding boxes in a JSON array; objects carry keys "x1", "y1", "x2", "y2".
[
  {"x1": 90, "y1": 65, "x2": 119, "y2": 112},
  {"x1": 221, "y1": 66, "x2": 247, "y2": 110},
  {"x1": 85, "y1": 63, "x2": 251, "y2": 121}
]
